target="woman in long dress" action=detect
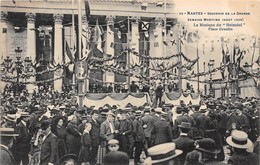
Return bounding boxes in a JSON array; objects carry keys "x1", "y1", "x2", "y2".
[{"x1": 51, "y1": 116, "x2": 68, "y2": 158}]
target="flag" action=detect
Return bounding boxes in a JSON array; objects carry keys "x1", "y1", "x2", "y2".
[
  {"x1": 94, "y1": 19, "x2": 104, "y2": 52},
  {"x1": 163, "y1": 41, "x2": 168, "y2": 46},
  {"x1": 65, "y1": 41, "x2": 75, "y2": 62},
  {"x1": 170, "y1": 40, "x2": 176, "y2": 45},
  {"x1": 154, "y1": 30, "x2": 158, "y2": 38},
  {"x1": 144, "y1": 31, "x2": 149, "y2": 38},
  {"x1": 118, "y1": 21, "x2": 127, "y2": 32},
  {"x1": 84, "y1": 0, "x2": 90, "y2": 19},
  {"x1": 141, "y1": 21, "x2": 149, "y2": 31}
]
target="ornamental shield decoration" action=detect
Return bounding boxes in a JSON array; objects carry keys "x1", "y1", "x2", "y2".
[{"x1": 76, "y1": 61, "x2": 87, "y2": 80}]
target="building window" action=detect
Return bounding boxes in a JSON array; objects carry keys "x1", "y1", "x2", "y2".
[{"x1": 2, "y1": 28, "x2": 7, "y2": 33}]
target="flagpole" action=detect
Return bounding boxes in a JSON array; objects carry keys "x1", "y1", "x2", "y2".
[
  {"x1": 178, "y1": 24, "x2": 182, "y2": 93},
  {"x1": 78, "y1": 0, "x2": 84, "y2": 108},
  {"x1": 72, "y1": 0, "x2": 76, "y2": 97},
  {"x1": 164, "y1": 0, "x2": 167, "y2": 85},
  {"x1": 197, "y1": 42, "x2": 199, "y2": 93},
  {"x1": 127, "y1": 16, "x2": 131, "y2": 92}
]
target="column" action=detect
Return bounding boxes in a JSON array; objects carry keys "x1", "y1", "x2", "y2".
[
  {"x1": 0, "y1": 12, "x2": 8, "y2": 92},
  {"x1": 26, "y1": 12, "x2": 36, "y2": 94},
  {"x1": 53, "y1": 14, "x2": 63, "y2": 92},
  {"x1": 105, "y1": 15, "x2": 115, "y2": 83},
  {"x1": 130, "y1": 16, "x2": 140, "y2": 82},
  {"x1": 82, "y1": 15, "x2": 88, "y2": 93}
]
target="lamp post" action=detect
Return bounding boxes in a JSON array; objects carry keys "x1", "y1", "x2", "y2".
[
  {"x1": 1, "y1": 47, "x2": 33, "y2": 96},
  {"x1": 14, "y1": 47, "x2": 23, "y2": 84},
  {"x1": 208, "y1": 60, "x2": 214, "y2": 97}
]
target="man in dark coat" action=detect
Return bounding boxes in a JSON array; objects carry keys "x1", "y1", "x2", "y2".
[
  {"x1": 40, "y1": 120, "x2": 59, "y2": 165},
  {"x1": 133, "y1": 111, "x2": 145, "y2": 164},
  {"x1": 151, "y1": 110, "x2": 172, "y2": 145},
  {"x1": 116, "y1": 112, "x2": 133, "y2": 154},
  {"x1": 142, "y1": 109, "x2": 154, "y2": 148},
  {"x1": 130, "y1": 81, "x2": 139, "y2": 93},
  {"x1": 12, "y1": 112, "x2": 31, "y2": 165},
  {"x1": 155, "y1": 82, "x2": 163, "y2": 107},
  {"x1": 196, "y1": 107, "x2": 211, "y2": 137},
  {"x1": 173, "y1": 122, "x2": 195, "y2": 165},
  {"x1": 89, "y1": 110, "x2": 100, "y2": 163},
  {"x1": 0, "y1": 128, "x2": 19, "y2": 165}
]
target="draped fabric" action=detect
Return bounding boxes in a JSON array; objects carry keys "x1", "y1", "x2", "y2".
[
  {"x1": 79, "y1": 92, "x2": 151, "y2": 108},
  {"x1": 163, "y1": 92, "x2": 200, "y2": 105}
]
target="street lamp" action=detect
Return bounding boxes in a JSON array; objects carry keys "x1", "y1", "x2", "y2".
[
  {"x1": 14, "y1": 47, "x2": 23, "y2": 83},
  {"x1": 1, "y1": 47, "x2": 34, "y2": 96}
]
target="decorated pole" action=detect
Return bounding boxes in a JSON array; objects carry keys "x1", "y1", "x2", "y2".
[
  {"x1": 127, "y1": 16, "x2": 131, "y2": 91},
  {"x1": 197, "y1": 42, "x2": 199, "y2": 93},
  {"x1": 230, "y1": 36, "x2": 237, "y2": 103},
  {"x1": 71, "y1": 0, "x2": 76, "y2": 96},
  {"x1": 177, "y1": 24, "x2": 182, "y2": 93},
  {"x1": 78, "y1": 0, "x2": 84, "y2": 108}
]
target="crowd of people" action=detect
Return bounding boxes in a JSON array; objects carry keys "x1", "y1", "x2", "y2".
[{"x1": 0, "y1": 82, "x2": 259, "y2": 165}]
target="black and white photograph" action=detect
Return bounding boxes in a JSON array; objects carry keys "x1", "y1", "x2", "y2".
[{"x1": 0, "y1": 0, "x2": 259, "y2": 164}]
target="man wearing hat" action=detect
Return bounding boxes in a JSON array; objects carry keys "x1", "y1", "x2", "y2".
[
  {"x1": 185, "y1": 138, "x2": 221, "y2": 165},
  {"x1": 173, "y1": 122, "x2": 195, "y2": 165},
  {"x1": 116, "y1": 111, "x2": 133, "y2": 155},
  {"x1": 227, "y1": 106, "x2": 250, "y2": 133},
  {"x1": 59, "y1": 154, "x2": 77, "y2": 165},
  {"x1": 11, "y1": 112, "x2": 31, "y2": 165},
  {"x1": 0, "y1": 128, "x2": 19, "y2": 164},
  {"x1": 142, "y1": 108, "x2": 154, "y2": 149},
  {"x1": 151, "y1": 109, "x2": 172, "y2": 146},
  {"x1": 226, "y1": 130, "x2": 259, "y2": 165},
  {"x1": 155, "y1": 82, "x2": 163, "y2": 107},
  {"x1": 103, "y1": 151, "x2": 129, "y2": 165},
  {"x1": 196, "y1": 105, "x2": 210, "y2": 137},
  {"x1": 2, "y1": 114, "x2": 16, "y2": 128},
  {"x1": 107, "y1": 139, "x2": 120, "y2": 152},
  {"x1": 144, "y1": 142, "x2": 182, "y2": 165},
  {"x1": 89, "y1": 109, "x2": 101, "y2": 164},
  {"x1": 40, "y1": 120, "x2": 59, "y2": 165},
  {"x1": 133, "y1": 110, "x2": 146, "y2": 164},
  {"x1": 100, "y1": 111, "x2": 117, "y2": 145}
]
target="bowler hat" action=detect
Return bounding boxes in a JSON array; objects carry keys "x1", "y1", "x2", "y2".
[
  {"x1": 145, "y1": 142, "x2": 182, "y2": 164},
  {"x1": 59, "y1": 154, "x2": 77, "y2": 164},
  {"x1": 226, "y1": 130, "x2": 253, "y2": 149},
  {"x1": 40, "y1": 120, "x2": 50, "y2": 130},
  {"x1": 0, "y1": 128, "x2": 19, "y2": 137},
  {"x1": 178, "y1": 122, "x2": 191, "y2": 129},
  {"x1": 196, "y1": 138, "x2": 221, "y2": 154},
  {"x1": 103, "y1": 151, "x2": 129, "y2": 165}
]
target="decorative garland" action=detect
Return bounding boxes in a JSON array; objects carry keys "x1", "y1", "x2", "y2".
[
  {"x1": 180, "y1": 53, "x2": 199, "y2": 63},
  {"x1": 128, "y1": 49, "x2": 180, "y2": 60},
  {"x1": 1, "y1": 76, "x2": 64, "y2": 84}
]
